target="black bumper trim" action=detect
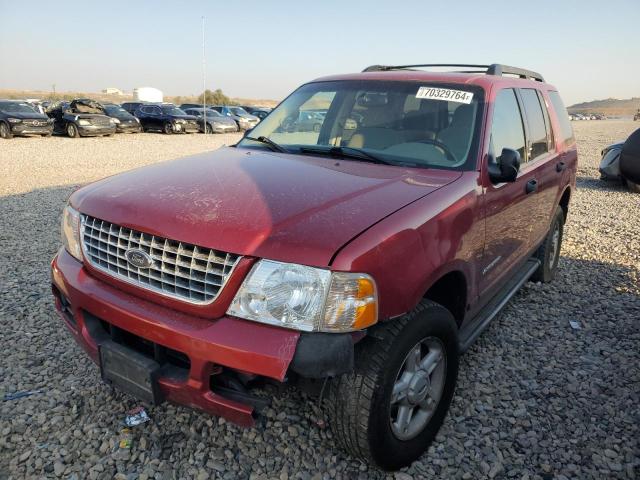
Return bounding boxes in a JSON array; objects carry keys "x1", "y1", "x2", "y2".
[{"x1": 289, "y1": 332, "x2": 354, "y2": 378}]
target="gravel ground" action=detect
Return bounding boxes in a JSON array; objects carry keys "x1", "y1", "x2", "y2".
[{"x1": 1, "y1": 124, "x2": 638, "y2": 480}]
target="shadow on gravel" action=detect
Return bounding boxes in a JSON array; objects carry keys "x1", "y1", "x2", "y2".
[{"x1": 576, "y1": 175, "x2": 628, "y2": 192}]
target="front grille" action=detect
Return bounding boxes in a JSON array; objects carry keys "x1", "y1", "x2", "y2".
[
  {"x1": 23, "y1": 119, "x2": 49, "y2": 126},
  {"x1": 89, "y1": 116, "x2": 112, "y2": 127},
  {"x1": 81, "y1": 215, "x2": 240, "y2": 304}
]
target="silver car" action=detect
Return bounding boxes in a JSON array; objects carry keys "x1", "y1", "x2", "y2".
[
  {"x1": 211, "y1": 106, "x2": 260, "y2": 131},
  {"x1": 183, "y1": 108, "x2": 239, "y2": 134}
]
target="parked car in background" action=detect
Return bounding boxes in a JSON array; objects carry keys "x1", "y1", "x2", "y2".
[
  {"x1": 121, "y1": 102, "x2": 148, "y2": 115},
  {"x1": 281, "y1": 110, "x2": 326, "y2": 132},
  {"x1": 51, "y1": 63, "x2": 576, "y2": 471},
  {"x1": 210, "y1": 105, "x2": 259, "y2": 130},
  {"x1": 599, "y1": 127, "x2": 640, "y2": 192},
  {"x1": 181, "y1": 107, "x2": 239, "y2": 133},
  {"x1": 0, "y1": 99, "x2": 54, "y2": 138},
  {"x1": 103, "y1": 104, "x2": 142, "y2": 133},
  {"x1": 135, "y1": 104, "x2": 199, "y2": 134},
  {"x1": 634, "y1": 109, "x2": 640, "y2": 121},
  {"x1": 238, "y1": 105, "x2": 272, "y2": 120},
  {"x1": 46, "y1": 99, "x2": 116, "y2": 138}
]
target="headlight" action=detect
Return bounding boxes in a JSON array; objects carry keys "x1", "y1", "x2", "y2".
[
  {"x1": 61, "y1": 206, "x2": 83, "y2": 262},
  {"x1": 135, "y1": 117, "x2": 140, "y2": 123},
  {"x1": 111, "y1": 118, "x2": 120, "y2": 124},
  {"x1": 7, "y1": 118, "x2": 22, "y2": 123},
  {"x1": 78, "y1": 119, "x2": 90, "y2": 126},
  {"x1": 227, "y1": 260, "x2": 377, "y2": 332}
]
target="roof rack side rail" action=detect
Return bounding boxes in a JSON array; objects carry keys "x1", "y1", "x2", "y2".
[
  {"x1": 362, "y1": 63, "x2": 545, "y2": 82},
  {"x1": 487, "y1": 64, "x2": 545, "y2": 82}
]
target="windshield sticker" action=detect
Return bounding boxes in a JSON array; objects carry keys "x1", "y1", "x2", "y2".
[{"x1": 416, "y1": 87, "x2": 474, "y2": 104}]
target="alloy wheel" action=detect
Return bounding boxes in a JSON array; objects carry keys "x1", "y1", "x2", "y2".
[{"x1": 389, "y1": 337, "x2": 446, "y2": 440}]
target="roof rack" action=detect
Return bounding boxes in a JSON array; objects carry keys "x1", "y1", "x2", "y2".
[{"x1": 362, "y1": 63, "x2": 545, "y2": 82}]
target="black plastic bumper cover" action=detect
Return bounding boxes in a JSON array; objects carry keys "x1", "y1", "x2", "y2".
[{"x1": 289, "y1": 332, "x2": 354, "y2": 378}]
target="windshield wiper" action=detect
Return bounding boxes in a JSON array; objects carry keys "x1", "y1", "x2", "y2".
[
  {"x1": 298, "y1": 145, "x2": 396, "y2": 166},
  {"x1": 244, "y1": 136, "x2": 290, "y2": 153}
]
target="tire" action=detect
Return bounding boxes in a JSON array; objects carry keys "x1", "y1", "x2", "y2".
[
  {"x1": 325, "y1": 300, "x2": 459, "y2": 471},
  {"x1": 205, "y1": 124, "x2": 213, "y2": 134},
  {"x1": 0, "y1": 122, "x2": 13, "y2": 139},
  {"x1": 163, "y1": 122, "x2": 173, "y2": 135},
  {"x1": 531, "y1": 206, "x2": 564, "y2": 283},
  {"x1": 67, "y1": 123, "x2": 79, "y2": 138},
  {"x1": 623, "y1": 178, "x2": 640, "y2": 193}
]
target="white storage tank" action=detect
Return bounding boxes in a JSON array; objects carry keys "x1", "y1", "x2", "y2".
[{"x1": 133, "y1": 87, "x2": 163, "y2": 103}]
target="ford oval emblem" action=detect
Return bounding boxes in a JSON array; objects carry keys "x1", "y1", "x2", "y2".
[{"x1": 125, "y1": 249, "x2": 154, "y2": 269}]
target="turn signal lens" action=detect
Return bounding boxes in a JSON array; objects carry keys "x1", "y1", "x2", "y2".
[{"x1": 322, "y1": 273, "x2": 378, "y2": 332}]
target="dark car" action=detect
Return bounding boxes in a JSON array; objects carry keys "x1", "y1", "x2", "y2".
[
  {"x1": 52, "y1": 63, "x2": 576, "y2": 470},
  {"x1": 46, "y1": 99, "x2": 116, "y2": 138},
  {"x1": 103, "y1": 104, "x2": 142, "y2": 133},
  {"x1": 599, "y1": 127, "x2": 640, "y2": 192},
  {"x1": 0, "y1": 100, "x2": 54, "y2": 139},
  {"x1": 238, "y1": 105, "x2": 272, "y2": 120},
  {"x1": 182, "y1": 108, "x2": 239, "y2": 134},
  {"x1": 121, "y1": 102, "x2": 148, "y2": 115},
  {"x1": 135, "y1": 104, "x2": 199, "y2": 134}
]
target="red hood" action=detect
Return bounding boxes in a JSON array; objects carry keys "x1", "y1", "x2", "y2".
[{"x1": 71, "y1": 147, "x2": 461, "y2": 266}]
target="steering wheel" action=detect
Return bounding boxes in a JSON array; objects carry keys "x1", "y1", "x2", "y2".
[{"x1": 417, "y1": 139, "x2": 457, "y2": 163}]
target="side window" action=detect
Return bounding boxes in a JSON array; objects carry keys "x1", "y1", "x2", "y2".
[
  {"x1": 519, "y1": 89, "x2": 549, "y2": 160},
  {"x1": 139, "y1": 106, "x2": 149, "y2": 114},
  {"x1": 491, "y1": 89, "x2": 526, "y2": 162},
  {"x1": 548, "y1": 91, "x2": 575, "y2": 146},
  {"x1": 537, "y1": 91, "x2": 554, "y2": 152}
]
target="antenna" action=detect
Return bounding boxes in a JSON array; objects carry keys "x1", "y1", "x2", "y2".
[{"x1": 202, "y1": 16, "x2": 207, "y2": 135}]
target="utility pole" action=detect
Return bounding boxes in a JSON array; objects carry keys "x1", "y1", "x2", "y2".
[{"x1": 202, "y1": 16, "x2": 207, "y2": 135}]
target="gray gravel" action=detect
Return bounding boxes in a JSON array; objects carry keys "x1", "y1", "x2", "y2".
[{"x1": 1, "y1": 125, "x2": 639, "y2": 479}]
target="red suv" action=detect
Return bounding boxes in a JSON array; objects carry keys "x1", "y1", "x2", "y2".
[{"x1": 51, "y1": 63, "x2": 576, "y2": 470}]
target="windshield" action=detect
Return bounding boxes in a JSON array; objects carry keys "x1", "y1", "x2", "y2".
[
  {"x1": 229, "y1": 107, "x2": 249, "y2": 116},
  {"x1": 238, "y1": 80, "x2": 483, "y2": 170},
  {"x1": 0, "y1": 102, "x2": 37, "y2": 114},
  {"x1": 104, "y1": 105, "x2": 129, "y2": 116},
  {"x1": 161, "y1": 106, "x2": 187, "y2": 116}
]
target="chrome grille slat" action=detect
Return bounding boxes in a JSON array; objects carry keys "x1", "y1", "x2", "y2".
[{"x1": 81, "y1": 215, "x2": 240, "y2": 304}]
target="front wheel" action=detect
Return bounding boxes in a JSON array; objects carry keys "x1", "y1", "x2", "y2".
[
  {"x1": 163, "y1": 122, "x2": 173, "y2": 134},
  {"x1": 325, "y1": 300, "x2": 459, "y2": 471},
  {"x1": 67, "y1": 123, "x2": 79, "y2": 138},
  {"x1": 0, "y1": 122, "x2": 13, "y2": 139},
  {"x1": 531, "y1": 206, "x2": 564, "y2": 282}
]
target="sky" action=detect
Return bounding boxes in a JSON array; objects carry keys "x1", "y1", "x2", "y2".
[{"x1": 0, "y1": 0, "x2": 638, "y2": 105}]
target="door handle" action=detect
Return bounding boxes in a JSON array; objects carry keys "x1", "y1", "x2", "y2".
[
  {"x1": 526, "y1": 179, "x2": 538, "y2": 194},
  {"x1": 556, "y1": 161, "x2": 566, "y2": 172}
]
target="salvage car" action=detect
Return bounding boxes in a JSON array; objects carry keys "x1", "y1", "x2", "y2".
[
  {"x1": 0, "y1": 100, "x2": 53, "y2": 138},
  {"x1": 182, "y1": 108, "x2": 239, "y2": 134},
  {"x1": 46, "y1": 99, "x2": 116, "y2": 138},
  {"x1": 210, "y1": 105, "x2": 259, "y2": 130},
  {"x1": 135, "y1": 104, "x2": 199, "y2": 134},
  {"x1": 103, "y1": 104, "x2": 142, "y2": 133},
  {"x1": 600, "y1": 127, "x2": 640, "y2": 192},
  {"x1": 51, "y1": 63, "x2": 576, "y2": 471}
]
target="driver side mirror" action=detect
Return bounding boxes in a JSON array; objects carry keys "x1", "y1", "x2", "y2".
[{"x1": 489, "y1": 148, "x2": 520, "y2": 183}]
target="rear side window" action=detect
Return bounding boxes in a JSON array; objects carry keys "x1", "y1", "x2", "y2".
[
  {"x1": 548, "y1": 91, "x2": 575, "y2": 146},
  {"x1": 490, "y1": 89, "x2": 526, "y2": 162},
  {"x1": 519, "y1": 89, "x2": 549, "y2": 160}
]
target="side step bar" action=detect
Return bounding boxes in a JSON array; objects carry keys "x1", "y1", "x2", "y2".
[{"x1": 458, "y1": 258, "x2": 540, "y2": 352}]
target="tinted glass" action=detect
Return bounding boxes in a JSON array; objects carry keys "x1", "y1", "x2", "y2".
[
  {"x1": 548, "y1": 91, "x2": 575, "y2": 146},
  {"x1": 238, "y1": 80, "x2": 484, "y2": 170},
  {"x1": 491, "y1": 89, "x2": 526, "y2": 161},
  {"x1": 0, "y1": 101, "x2": 37, "y2": 113},
  {"x1": 520, "y1": 89, "x2": 549, "y2": 159}
]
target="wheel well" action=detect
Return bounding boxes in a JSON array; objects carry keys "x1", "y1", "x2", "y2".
[
  {"x1": 423, "y1": 271, "x2": 466, "y2": 327},
  {"x1": 559, "y1": 188, "x2": 571, "y2": 221}
]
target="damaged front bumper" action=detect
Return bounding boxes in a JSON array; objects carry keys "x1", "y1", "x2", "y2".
[{"x1": 50, "y1": 248, "x2": 354, "y2": 426}]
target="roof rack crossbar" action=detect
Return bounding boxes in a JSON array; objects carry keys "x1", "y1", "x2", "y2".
[{"x1": 362, "y1": 63, "x2": 544, "y2": 82}]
